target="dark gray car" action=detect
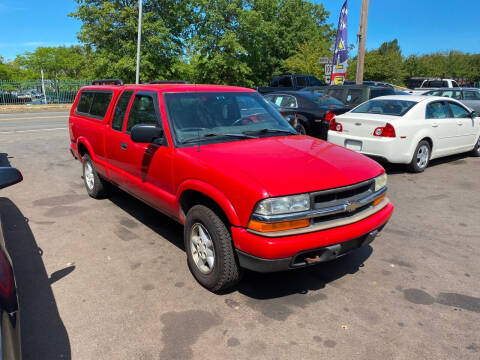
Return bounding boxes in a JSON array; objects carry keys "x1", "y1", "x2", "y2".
[{"x1": 424, "y1": 88, "x2": 480, "y2": 112}]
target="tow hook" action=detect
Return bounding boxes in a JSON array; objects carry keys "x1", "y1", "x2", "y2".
[{"x1": 361, "y1": 229, "x2": 379, "y2": 247}]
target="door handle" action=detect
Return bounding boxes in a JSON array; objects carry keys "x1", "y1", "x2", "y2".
[
  {"x1": 457, "y1": 122, "x2": 463, "y2": 126},
  {"x1": 120, "y1": 142, "x2": 127, "y2": 150},
  {"x1": 432, "y1": 122, "x2": 439, "y2": 128}
]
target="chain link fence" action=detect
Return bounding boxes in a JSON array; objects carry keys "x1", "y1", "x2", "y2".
[{"x1": 0, "y1": 80, "x2": 90, "y2": 106}]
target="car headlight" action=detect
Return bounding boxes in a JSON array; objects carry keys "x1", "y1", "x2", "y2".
[
  {"x1": 374, "y1": 173, "x2": 387, "y2": 192},
  {"x1": 254, "y1": 194, "x2": 310, "y2": 216}
]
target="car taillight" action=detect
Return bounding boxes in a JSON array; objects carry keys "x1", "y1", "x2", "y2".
[
  {"x1": 324, "y1": 111, "x2": 335, "y2": 122},
  {"x1": 373, "y1": 123, "x2": 396, "y2": 137},
  {"x1": 329, "y1": 117, "x2": 343, "y2": 132}
]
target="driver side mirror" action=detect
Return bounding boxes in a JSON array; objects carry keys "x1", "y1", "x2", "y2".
[
  {"x1": 131, "y1": 124, "x2": 164, "y2": 144},
  {"x1": 0, "y1": 167, "x2": 23, "y2": 190},
  {"x1": 471, "y1": 111, "x2": 480, "y2": 119}
]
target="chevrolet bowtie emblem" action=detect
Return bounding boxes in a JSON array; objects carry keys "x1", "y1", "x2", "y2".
[{"x1": 345, "y1": 201, "x2": 359, "y2": 212}]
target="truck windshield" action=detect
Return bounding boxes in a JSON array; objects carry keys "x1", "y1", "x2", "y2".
[
  {"x1": 165, "y1": 92, "x2": 295, "y2": 145},
  {"x1": 351, "y1": 99, "x2": 417, "y2": 116}
]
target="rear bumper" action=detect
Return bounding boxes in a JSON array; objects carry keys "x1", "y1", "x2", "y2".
[
  {"x1": 231, "y1": 202, "x2": 394, "y2": 269},
  {"x1": 236, "y1": 226, "x2": 384, "y2": 272},
  {"x1": 328, "y1": 132, "x2": 412, "y2": 164}
]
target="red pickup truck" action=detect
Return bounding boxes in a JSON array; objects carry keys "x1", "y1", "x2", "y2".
[{"x1": 69, "y1": 81, "x2": 394, "y2": 292}]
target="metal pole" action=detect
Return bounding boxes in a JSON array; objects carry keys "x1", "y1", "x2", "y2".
[
  {"x1": 356, "y1": 0, "x2": 370, "y2": 85},
  {"x1": 41, "y1": 69, "x2": 47, "y2": 104},
  {"x1": 135, "y1": 0, "x2": 143, "y2": 84}
]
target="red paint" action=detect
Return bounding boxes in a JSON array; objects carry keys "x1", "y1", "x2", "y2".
[{"x1": 69, "y1": 83, "x2": 393, "y2": 260}]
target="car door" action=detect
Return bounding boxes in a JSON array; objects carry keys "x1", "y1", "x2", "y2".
[
  {"x1": 446, "y1": 101, "x2": 477, "y2": 148},
  {"x1": 105, "y1": 90, "x2": 135, "y2": 186},
  {"x1": 123, "y1": 91, "x2": 174, "y2": 214},
  {"x1": 425, "y1": 101, "x2": 458, "y2": 155}
]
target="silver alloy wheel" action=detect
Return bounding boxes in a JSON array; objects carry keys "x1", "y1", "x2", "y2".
[
  {"x1": 84, "y1": 162, "x2": 95, "y2": 190},
  {"x1": 190, "y1": 223, "x2": 215, "y2": 274},
  {"x1": 416, "y1": 144, "x2": 429, "y2": 169}
]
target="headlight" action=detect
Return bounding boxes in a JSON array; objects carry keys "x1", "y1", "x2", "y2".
[
  {"x1": 374, "y1": 173, "x2": 387, "y2": 192},
  {"x1": 254, "y1": 194, "x2": 310, "y2": 216}
]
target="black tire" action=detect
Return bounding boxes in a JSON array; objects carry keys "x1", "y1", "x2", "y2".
[
  {"x1": 295, "y1": 122, "x2": 307, "y2": 135},
  {"x1": 184, "y1": 205, "x2": 241, "y2": 292},
  {"x1": 82, "y1": 154, "x2": 109, "y2": 199},
  {"x1": 408, "y1": 140, "x2": 431, "y2": 173},
  {"x1": 470, "y1": 137, "x2": 480, "y2": 157}
]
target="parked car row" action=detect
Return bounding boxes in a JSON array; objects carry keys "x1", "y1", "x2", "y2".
[{"x1": 66, "y1": 78, "x2": 479, "y2": 294}]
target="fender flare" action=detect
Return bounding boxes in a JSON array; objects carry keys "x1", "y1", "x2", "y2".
[
  {"x1": 176, "y1": 179, "x2": 240, "y2": 226},
  {"x1": 76, "y1": 137, "x2": 96, "y2": 162}
]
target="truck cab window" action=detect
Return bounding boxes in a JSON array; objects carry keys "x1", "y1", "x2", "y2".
[
  {"x1": 126, "y1": 94, "x2": 158, "y2": 132},
  {"x1": 111, "y1": 91, "x2": 134, "y2": 131}
]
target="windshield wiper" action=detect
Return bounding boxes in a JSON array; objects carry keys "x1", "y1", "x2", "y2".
[
  {"x1": 181, "y1": 132, "x2": 256, "y2": 144},
  {"x1": 242, "y1": 128, "x2": 297, "y2": 136}
]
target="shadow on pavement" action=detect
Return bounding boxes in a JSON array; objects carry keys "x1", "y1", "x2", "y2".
[
  {"x1": 380, "y1": 153, "x2": 471, "y2": 175},
  {"x1": 236, "y1": 246, "x2": 372, "y2": 299},
  {"x1": 0, "y1": 197, "x2": 71, "y2": 359},
  {"x1": 108, "y1": 187, "x2": 185, "y2": 251},
  {"x1": 107, "y1": 186, "x2": 373, "y2": 299},
  {"x1": 0, "y1": 153, "x2": 12, "y2": 167}
]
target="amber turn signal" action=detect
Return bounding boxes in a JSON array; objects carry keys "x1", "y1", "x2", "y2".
[
  {"x1": 373, "y1": 194, "x2": 386, "y2": 207},
  {"x1": 248, "y1": 219, "x2": 310, "y2": 233}
]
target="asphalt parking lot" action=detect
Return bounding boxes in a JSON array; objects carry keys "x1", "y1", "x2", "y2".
[{"x1": 0, "y1": 112, "x2": 479, "y2": 360}]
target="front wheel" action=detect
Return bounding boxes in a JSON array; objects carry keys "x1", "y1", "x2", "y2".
[
  {"x1": 470, "y1": 137, "x2": 480, "y2": 157},
  {"x1": 408, "y1": 140, "x2": 431, "y2": 173},
  {"x1": 184, "y1": 205, "x2": 241, "y2": 292}
]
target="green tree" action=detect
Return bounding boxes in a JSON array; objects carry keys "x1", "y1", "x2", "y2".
[
  {"x1": 281, "y1": 40, "x2": 331, "y2": 79},
  {"x1": 190, "y1": 0, "x2": 334, "y2": 86},
  {"x1": 70, "y1": 0, "x2": 194, "y2": 83},
  {"x1": 14, "y1": 46, "x2": 93, "y2": 79}
]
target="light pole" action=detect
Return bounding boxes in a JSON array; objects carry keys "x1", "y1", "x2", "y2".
[
  {"x1": 356, "y1": 0, "x2": 369, "y2": 85},
  {"x1": 135, "y1": 0, "x2": 143, "y2": 84}
]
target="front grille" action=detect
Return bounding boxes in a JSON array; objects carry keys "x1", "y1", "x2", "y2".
[
  {"x1": 313, "y1": 181, "x2": 374, "y2": 207},
  {"x1": 311, "y1": 180, "x2": 376, "y2": 223}
]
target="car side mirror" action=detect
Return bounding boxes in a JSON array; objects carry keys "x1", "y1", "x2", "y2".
[
  {"x1": 0, "y1": 167, "x2": 23, "y2": 190},
  {"x1": 471, "y1": 111, "x2": 480, "y2": 119},
  {"x1": 284, "y1": 114, "x2": 296, "y2": 125},
  {"x1": 131, "y1": 124, "x2": 164, "y2": 144}
]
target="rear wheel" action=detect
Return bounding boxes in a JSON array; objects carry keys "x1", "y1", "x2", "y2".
[
  {"x1": 184, "y1": 205, "x2": 241, "y2": 292},
  {"x1": 470, "y1": 137, "x2": 480, "y2": 157},
  {"x1": 82, "y1": 154, "x2": 109, "y2": 198},
  {"x1": 295, "y1": 122, "x2": 307, "y2": 135},
  {"x1": 408, "y1": 140, "x2": 431, "y2": 173}
]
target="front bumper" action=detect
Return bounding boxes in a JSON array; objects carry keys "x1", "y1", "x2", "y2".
[
  {"x1": 236, "y1": 226, "x2": 384, "y2": 272},
  {"x1": 231, "y1": 201, "x2": 393, "y2": 267}
]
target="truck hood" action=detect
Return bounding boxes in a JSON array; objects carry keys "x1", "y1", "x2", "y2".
[{"x1": 178, "y1": 135, "x2": 384, "y2": 197}]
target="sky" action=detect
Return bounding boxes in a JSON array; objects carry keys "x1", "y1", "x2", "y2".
[{"x1": 1, "y1": 0, "x2": 480, "y2": 61}]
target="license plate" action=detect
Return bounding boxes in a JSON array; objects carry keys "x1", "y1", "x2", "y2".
[{"x1": 345, "y1": 139, "x2": 362, "y2": 151}]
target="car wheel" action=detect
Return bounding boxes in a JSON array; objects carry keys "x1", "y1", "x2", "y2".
[
  {"x1": 295, "y1": 122, "x2": 307, "y2": 135},
  {"x1": 82, "y1": 154, "x2": 109, "y2": 198},
  {"x1": 408, "y1": 140, "x2": 431, "y2": 173},
  {"x1": 470, "y1": 137, "x2": 480, "y2": 157},
  {"x1": 184, "y1": 205, "x2": 241, "y2": 292}
]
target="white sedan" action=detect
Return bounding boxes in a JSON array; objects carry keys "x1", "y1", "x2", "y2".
[{"x1": 327, "y1": 95, "x2": 480, "y2": 172}]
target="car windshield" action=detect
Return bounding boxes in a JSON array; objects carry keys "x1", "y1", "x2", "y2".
[
  {"x1": 165, "y1": 92, "x2": 295, "y2": 145},
  {"x1": 300, "y1": 93, "x2": 344, "y2": 106},
  {"x1": 351, "y1": 99, "x2": 417, "y2": 116}
]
